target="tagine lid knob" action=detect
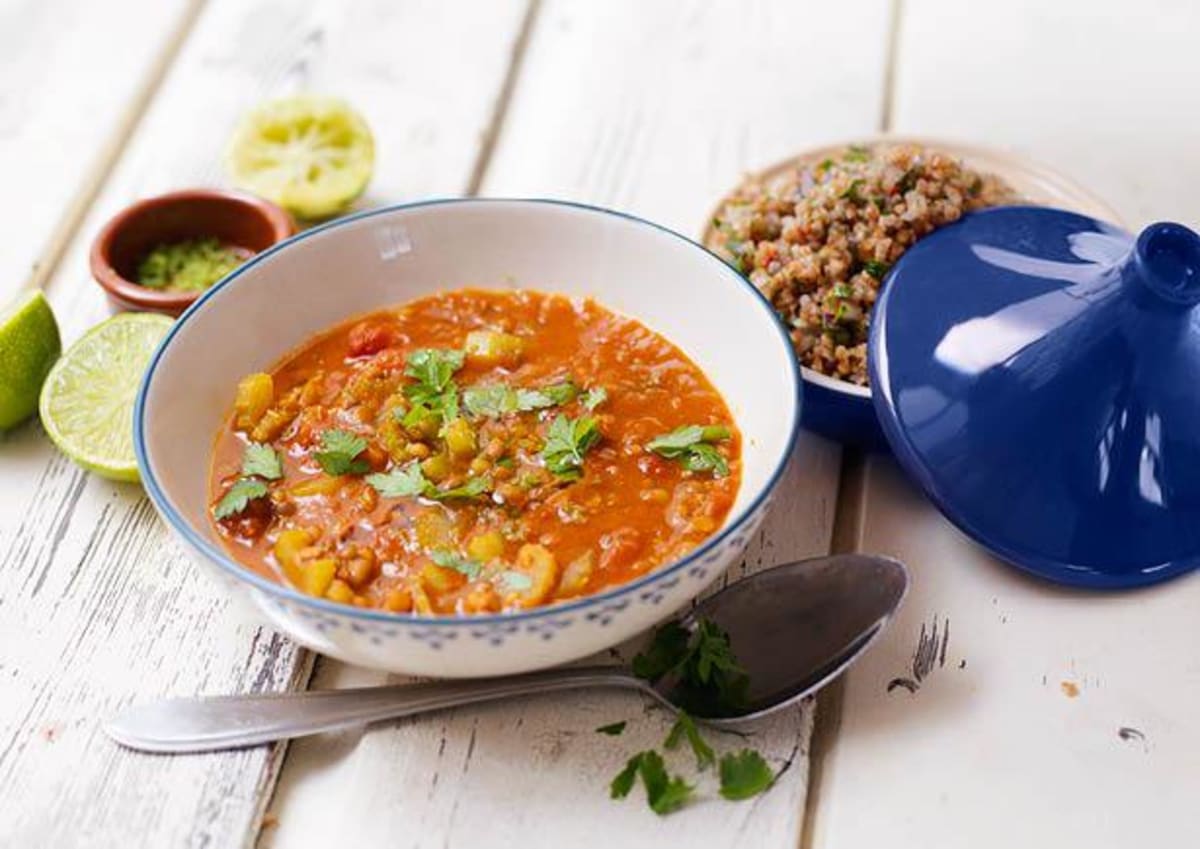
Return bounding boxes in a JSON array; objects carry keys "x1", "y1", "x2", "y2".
[{"x1": 868, "y1": 205, "x2": 1200, "y2": 589}]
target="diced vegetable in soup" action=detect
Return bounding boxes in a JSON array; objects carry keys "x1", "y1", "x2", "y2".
[{"x1": 208, "y1": 290, "x2": 741, "y2": 614}]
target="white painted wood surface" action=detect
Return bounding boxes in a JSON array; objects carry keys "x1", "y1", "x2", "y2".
[
  {"x1": 812, "y1": 1, "x2": 1200, "y2": 846},
  {"x1": 6, "y1": 0, "x2": 1200, "y2": 846},
  {"x1": 0, "y1": 0, "x2": 198, "y2": 300},
  {"x1": 264, "y1": 1, "x2": 889, "y2": 845},
  {"x1": 0, "y1": 1, "x2": 529, "y2": 846}
]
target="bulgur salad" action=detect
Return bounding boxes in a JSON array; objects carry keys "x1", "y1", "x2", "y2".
[{"x1": 705, "y1": 144, "x2": 1017, "y2": 386}]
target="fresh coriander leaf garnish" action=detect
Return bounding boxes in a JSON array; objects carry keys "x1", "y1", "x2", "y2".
[
  {"x1": 664, "y1": 711, "x2": 715, "y2": 770},
  {"x1": 366, "y1": 462, "x2": 428, "y2": 498},
  {"x1": 610, "y1": 751, "x2": 695, "y2": 815},
  {"x1": 632, "y1": 617, "x2": 750, "y2": 717},
  {"x1": 430, "y1": 549, "x2": 483, "y2": 580},
  {"x1": 541, "y1": 414, "x2": 601, "y2": 479},
  {"x1": 831, "y1": 282, "x2": 853, "y2": 299},
  {"x1": 241, "y1": 442, "x2": 283, "y2": 480},
  {"x1": 679, "y1": 443, "x2": 728, "y2": 476},
  {"x1": 429, "y1": 475, "x2": 491, "y2": 501},
  {"x1": 596, "y1": 721, "x2": 627, "y2": 736},
  {"x1": 581, "y1": 386, "x2": 607, "y2": 411},
  {"x1": 518, "y1": 381, "x2": 578, "y2": 409},
  {"x1": 401, "y1": 402, "x2": 440, "y2": 432},
  {"x1": 463, "y1": 385, "x2": 515, "y2": 418},
  {"x1": 817, "y1": 157, "x2": 836, "y2": 171},
  {"x1": 404, "y1": 348, "x2": 464, "y2": 421},
  {"x1": 631, "y1": 620, "x2": 692, "y2": 681},
  {"x1": 610, "y1": 754, "x2": 641, "y2": 799},
  {"x1": 212, "y1": 478, "x2": 269, "y2": 520},
  {"x1": 639, "y1": 751, "x2": 694, "y2": 815},
  {"x1": 464, "y1": 381, "x2": 578, "y2": 418},
  {"x1": 498, "y1": 570, "x2": 533, "y2": 592},
  {"x1": 314, "y1": 428, "x2": 370, "y2": 476},
  {"x1": 646, "y1": 424, "x2": 732, "y2": 478},
  {"x1": 718, "y1": 749, "x2": 775, "y2": 800},
  {"x1": 689, "y1": 619, "x2": 746, "y2": 693},
  {"x1": 863, "y1": 260, "x2": 891, "y2": 279}
]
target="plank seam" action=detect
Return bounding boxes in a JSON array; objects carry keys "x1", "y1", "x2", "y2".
[
  {"x1": 26, "y1": 0, "x2": 208, "y2": 297},
  {"x1": 464, "y1": 0, "x2": 543, "y2": 196},
  {"x1": 878, "y1": 0, "x2": 905, "y2": 132}
]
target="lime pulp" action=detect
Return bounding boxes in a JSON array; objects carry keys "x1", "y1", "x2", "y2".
[{"x1": 38, "y1": 312, "x2": 173, "y2": 482}]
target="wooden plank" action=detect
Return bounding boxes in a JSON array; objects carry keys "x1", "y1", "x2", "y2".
[
  {"x1": 0, "y1": 1, "x2": 531, "y2": 846},
  {"x1": 887, "y1": 0, "x2": 1200, "y2": 226},
  {"x1": 264, "y1": 1, "x2": 889, "y2": 846},
  {"x1": 0, "y1": 0, "x2": 198, "y2": 299},
  {"x1": 811, "y1": 1, "x2": 1200, "y2": 846}
]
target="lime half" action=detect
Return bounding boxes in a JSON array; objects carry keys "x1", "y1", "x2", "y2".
[
  {"x1": 0, "y1": 290, "x2": 61, "y2": 430},
  {"x1": 226, "y1": 94, "x2": 375, "y2": 220},
  {"x1": 39, "y1": 312, "x2": 173, "y2": 482}
]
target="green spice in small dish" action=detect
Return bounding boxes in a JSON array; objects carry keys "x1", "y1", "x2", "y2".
[{"x1": 137, "y1": 237, "x2": 249, "y2": 293}]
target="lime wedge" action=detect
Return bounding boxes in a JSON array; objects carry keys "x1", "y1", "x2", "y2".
[
  {"x1": 39, "y1": 312, "x2": 173, "y2": 482},
  {"x1": 0, "y1": 290, "x2": 61, "y2": 430},
  {"x1": 226, "y1": 94, "x2": 375, "y2": 220}
]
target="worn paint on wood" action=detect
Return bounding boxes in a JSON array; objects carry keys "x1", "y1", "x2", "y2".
[
  {"x1": 0, "y1": 0, "x2": 530, "y2": 846},
  {"x1": 0, "y1": 0, "x2": 198, "y2": 300}
]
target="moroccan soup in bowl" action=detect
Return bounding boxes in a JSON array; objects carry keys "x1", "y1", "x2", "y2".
[
  {"x1": 136, "y1": 199, "x2": 799, "y2": 676},
  {"x1": 210, "y1": 290, "x2": 741, "y2": 615}
]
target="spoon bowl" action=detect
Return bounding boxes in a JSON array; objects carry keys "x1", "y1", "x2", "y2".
[
  {"x1": 107, "y1": 554, "x2": 908, "y2": 753},
  {"x1": 674, "y1": 553, "x2": 908, "y2": 724}
]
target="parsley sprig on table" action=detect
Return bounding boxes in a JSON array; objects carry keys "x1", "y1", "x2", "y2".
[
  {"x1": 664, "y1": 712, "x2": 714, "y2": 770},
  {"x1": 646, "y1": 425, "x2": 732, "y2": 477},
  {"x1": 541, "y1": 414, "x2": 601, "y2": 479},
  {"x1": 315, "y1": 429, "x2": 370, "y2": 476},
  {"x1": 610, "y1": 750, "x2": 695, "y2": 815},
  {"x1": 717, "y1": 749, "x2": 775, "y2": 800},
  {"x1": 607, "y1": 708, "x2": 776, "y2": 815},
  {"x1": 605, "y1": 618, "x2": 775, "y2": 815}
]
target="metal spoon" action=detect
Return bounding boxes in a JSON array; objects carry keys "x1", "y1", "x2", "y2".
[{"x1": 107, "y1": 554, "x2": 907, "y2": 753}]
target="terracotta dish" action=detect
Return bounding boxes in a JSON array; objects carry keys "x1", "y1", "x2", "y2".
[{"x1": 91, "y1": 189, "x2": 294, "y2": 316}]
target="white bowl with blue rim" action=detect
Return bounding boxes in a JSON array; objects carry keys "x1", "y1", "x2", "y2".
[
  {"x1": 135, "y1": 198, "x2": 801, "y2": 677},
  {"x1": 703, "y1": 137, "x2": 1123, "y2": 450}
]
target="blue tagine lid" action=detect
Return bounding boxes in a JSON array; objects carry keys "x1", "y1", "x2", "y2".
[{"x1": 869, "y1": 205, "x2": 1200, "y2": 589}]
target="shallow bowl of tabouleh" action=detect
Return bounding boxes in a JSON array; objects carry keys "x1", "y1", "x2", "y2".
[{"x1": 703, "y1": 137, "x2": 1121, "y2": 449}]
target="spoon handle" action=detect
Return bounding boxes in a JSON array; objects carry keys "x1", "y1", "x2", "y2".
[{"x1": 106, "y1": 666, "x2": 644, "y2": 754}]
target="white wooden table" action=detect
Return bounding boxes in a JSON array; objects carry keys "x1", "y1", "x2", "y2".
[{"x1": 2, "y1": 1, "x2": 1198, "y2": 846}]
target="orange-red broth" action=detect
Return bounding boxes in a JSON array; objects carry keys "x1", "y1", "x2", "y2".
[{"x1": 209, "y1": 290, "x2": 740, "y2": 615}]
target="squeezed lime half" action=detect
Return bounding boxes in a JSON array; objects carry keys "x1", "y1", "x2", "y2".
[
  {"x1": 226, "y1": 94, "x2": 375, "y2": 219},
  {"x1": 0, "y1": 290, "x2": 62, "y2": 431},
  {"x1": 39, "y1": 312, "x2": 173, "y2": 482}
]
